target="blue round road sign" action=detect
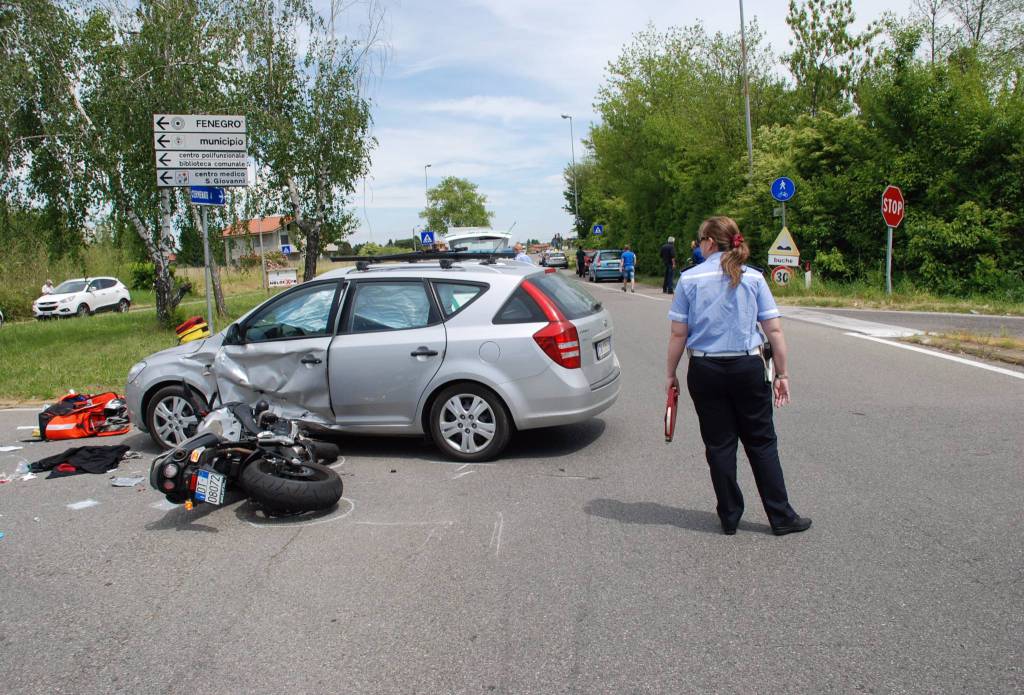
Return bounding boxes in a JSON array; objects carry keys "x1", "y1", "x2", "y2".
[{"x1": 770, "y1": 177, "x2": 796, "y2": 202}]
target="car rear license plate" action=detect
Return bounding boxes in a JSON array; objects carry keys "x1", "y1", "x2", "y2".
[
  {"x1": 595, "y1": 337, "x2": 611, "y2": 360},
  {"x1": 194, "y1": 469, "x2": 226, "y2": 505}
]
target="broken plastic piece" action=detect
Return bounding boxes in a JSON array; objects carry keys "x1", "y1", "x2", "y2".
[{"x1": 111, "y1": 476, "x2": 146, "y2": 487}]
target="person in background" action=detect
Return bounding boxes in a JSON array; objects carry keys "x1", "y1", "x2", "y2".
[
  {"x1": 621, "y1": 244, "x2": 637, "y2": 293},
  {"x1": 41, "y1": 279, "x2": 54, "y2": 295},
  {"x1": 690, "y1": 240, "x2": 704, "y2": 266},
  {"x1": 665, "y1": 215, "x2": 810, "y2": 537},
  {"x1": 660, "y1": 237, "x2": 676, "y2": 294},
  {"x1": 576, "y1": 245, "x2": 586, "y2": 277},
  {"x1": 514, "y1": 243, "x2": 533, "y2": 264}
]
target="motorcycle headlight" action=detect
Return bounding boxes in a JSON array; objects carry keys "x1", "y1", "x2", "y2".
[{"x1": 127, "y1": 361, "x2": 147, "y2": 384}]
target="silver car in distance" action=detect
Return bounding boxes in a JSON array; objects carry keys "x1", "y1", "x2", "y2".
[{"x1": 126, "y1": 259, "x2": 620, "y2": 461}]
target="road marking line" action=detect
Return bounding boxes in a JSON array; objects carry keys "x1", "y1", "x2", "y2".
[
  {"x1": 355, "y1": 520, "x2": 453, "y2": 526},
  {"x1": 845, "y1": 332, "x2": 1024, "y2": 380},
  {"x1": 1, "y1": 408, "x2": 44, "y2": 413},
  {"x1": 590, "y1": 285, "x2": 668, "y2": 301}
]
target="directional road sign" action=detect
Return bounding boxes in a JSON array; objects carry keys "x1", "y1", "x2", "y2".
[
  {"x1": 157, "y1": 169, "x2": 247, "y2": 188},
  {"x1": 153, "y1": 115, "x2": 246, "y2": 133},
  {"x1": 592, "y1": 224, "x2": 604, "y2": 235},
  {"x1": 153, "y1": 113, "x2": 248, "y2": 188},
  {"x1": 189, "y1": 186, "x2": 225, "y2": 206},
  {"x1": 419, "y1": 230, "x2": 435, "y2": 245},
  {"x1": 154, "y1": 132, "x2": 246, "y2": 151},
  {"x1": 770, "y1": 177, "x2": 796, "y2": 202},
  {"x1": 881, "y1": 185, "x2": 905, "y2": 228},
  {"x1": 156, "y1": 150, "x2": 248, "y2": 169}
]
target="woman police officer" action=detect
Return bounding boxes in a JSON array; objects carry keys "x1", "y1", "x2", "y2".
[{"x1": 665, "y1": 216, "x2": 811, "y2": 536}]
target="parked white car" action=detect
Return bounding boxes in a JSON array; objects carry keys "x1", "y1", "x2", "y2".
[{"x1": 33, "y1": 277, "x2": 132, "y2": 319}]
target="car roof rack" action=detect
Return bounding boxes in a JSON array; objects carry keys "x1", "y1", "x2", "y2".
[{"x1": 330, "y1": 250, "x2": 517, "y2": 271}]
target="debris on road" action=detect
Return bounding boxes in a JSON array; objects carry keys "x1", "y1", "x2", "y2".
[
  {"x1": 111, "y1": 476, "x2": 146, "y2": 487},
  {"x1": 66, "y1": 499, "x2": 100, "y2": 510},
  {"x1": 30, "y1": 445, "x2": 131, "y2": 478}
]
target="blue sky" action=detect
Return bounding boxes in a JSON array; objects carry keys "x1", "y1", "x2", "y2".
[{"x1": 344, "y1": 0, "x2": 913, "y2": 246}]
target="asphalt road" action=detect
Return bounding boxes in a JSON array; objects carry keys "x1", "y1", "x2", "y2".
[
  {"x1": 806, "y1": 307, "x2": 1024, "y2": 338},
  {"x1": 1, "y1": 276, "x2": 1021, "y2": 694}
]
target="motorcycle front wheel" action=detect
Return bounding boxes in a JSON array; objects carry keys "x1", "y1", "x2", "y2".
[{"x1": 241, "y1": 458, "x2": 343, "y2": 514}]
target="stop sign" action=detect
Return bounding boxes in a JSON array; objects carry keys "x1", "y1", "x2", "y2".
[{"x1": 881, "y1": 185, "x2": 905, "y2": 227}]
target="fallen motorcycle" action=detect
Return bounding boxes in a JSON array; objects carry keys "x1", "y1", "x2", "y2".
[{"x1": 149, "y1": 398, "x2": 343, "y2": 515}]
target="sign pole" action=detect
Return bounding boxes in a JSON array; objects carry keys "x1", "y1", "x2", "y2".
[
  {"x1": 201, "y1": 205, "x2": 214, "y2": 331},
  {"x1": 885, "y1": 225, "x2": 893, "y2": 295},
  {"x1": 781, "y1": 201, "x2": 786, "y2": 229}
]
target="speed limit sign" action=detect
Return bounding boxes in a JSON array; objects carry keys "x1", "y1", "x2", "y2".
[{"x1": 771, "y1": 266, "x2": 792, "y2": 286}]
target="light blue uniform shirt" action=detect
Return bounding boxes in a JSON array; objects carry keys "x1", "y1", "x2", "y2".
[
  {"x1": 515, "y1": 252, "x2": 533, "y2": 264},
  {"x1": 668, "y1": 252, "x2": 780, "y2": 352}
]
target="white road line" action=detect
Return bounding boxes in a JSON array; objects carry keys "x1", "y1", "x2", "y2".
[
  {"x1": 1, "y1": 408, "x2": 45, "y2": 413},
  {"x1": 354, "y1": 520, "x2": 453, "y2": 526},
  {"x1": 845, "y1": 332, "x2": 1024, "y2": 380},
  {"x1": 590, "y1": 285, "x2": 668, "y2": 301}
]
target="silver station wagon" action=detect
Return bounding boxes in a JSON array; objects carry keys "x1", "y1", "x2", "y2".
[{"x1": 126, "y1": 258, "x2": 621, "y2": 461}]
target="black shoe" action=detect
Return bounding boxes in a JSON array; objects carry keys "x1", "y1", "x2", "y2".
[
  {"x1": 722, "y1": 525, "x2": 737, "y2": 535},
  {"x1": 771, "y1": 516, "x2": 812, "y2": 536}
]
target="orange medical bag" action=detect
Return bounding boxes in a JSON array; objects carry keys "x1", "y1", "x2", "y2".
[{"x1": 37, "y1": 392, "x2": 131, "y2": 440}]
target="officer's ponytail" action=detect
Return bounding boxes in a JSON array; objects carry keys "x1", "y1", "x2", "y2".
[{"x1": 698, "y1": 216, "x2": 749, "y2": 288}]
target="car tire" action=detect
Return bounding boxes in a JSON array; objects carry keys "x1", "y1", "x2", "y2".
[
  {"x1": 76, "y1": 303, "x2": 90, "y2": 318},
  {"x1": 117, "y1": 298, "x2": 130, "y2": 313},
  {"x1": 146, "y1": 384, "x2": 206, "y2": 450},
  {"x1": 429, "y1": 383, "x2": 511, "y2": 462},
  {"x1": 241, "y1": 459, "x2": 343, "y2": 514}
]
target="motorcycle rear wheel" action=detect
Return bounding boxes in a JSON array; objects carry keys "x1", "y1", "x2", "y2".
[{"x1": 241, "y1": 458, "x2": 342, "y2": 514}]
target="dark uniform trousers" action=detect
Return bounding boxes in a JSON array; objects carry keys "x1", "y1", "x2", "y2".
[{"x1": 686, "y1": 355, "x2": 797, "y2": 529}]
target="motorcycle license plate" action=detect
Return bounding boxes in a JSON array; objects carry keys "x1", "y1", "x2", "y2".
[
  {"x1": 595, "y1": 337, "x2": 611, "y2": 360},
  {"x1": 194, "y1": 469, "x2": 226, "y2": 505}
]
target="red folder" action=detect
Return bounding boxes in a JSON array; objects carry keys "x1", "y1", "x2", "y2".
[{"x1": 665, "y1": 386, "x2": 679, "y2": 442}]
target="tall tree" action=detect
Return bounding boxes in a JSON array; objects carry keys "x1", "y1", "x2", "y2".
[
  {"x1": 785, "y1": 0, "x2": 881, "y2": 116},
  {"x1": 243, "y1": 0, "x2": 380, "y2": 282},
  {"x1": 419, "y1": 176, "x2": 494, "y2": 234}
]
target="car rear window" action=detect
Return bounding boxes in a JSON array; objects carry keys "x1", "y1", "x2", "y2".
[
  {"x1": 493, "y1": 286, "x2": 547, "y2": 324},
  {"x1": 528, "y1": 273, "x2": 601, "y2": 320},
  {"x1": 599, "y1": 251, "x2": 623, "y2": 260}
]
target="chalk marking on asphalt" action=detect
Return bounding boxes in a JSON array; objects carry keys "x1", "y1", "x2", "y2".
[
  {"x1": 16, "y1": 426, "x2": 36, "y2": 430},
  {"x1": 151, "y1": 499, "x2": 180, "y2": 511},
  {"x1": 456, "y1": 464, "x2": 470, "y2": 472},
  {"x1": 451, "y1": 469, "x2": 476, "y2": 480},
  {"x1": 1, "y1": 408, "x2": 45, "y2": 413},
  {"x1": 409, "y1": 526, "x2": 440, "y2": 557},
  {"x1": 245, "y1": 497, "x2": 356, "y2": 528},
  {"x1": 327, "y1": 456, "x2": 347, "y2": 469},
  {"x1": 488, "y1": 511, "x2": 504, "y2": 557},
  {"x1": 67, "y1": 499, "x2": 99, "y2": 510},
  {"x1": 844, "y1": 332, "x2": 1024, "y2": 380},
  {"x1": 355, "y1": 520, "x2": 454, "y2": 527}
]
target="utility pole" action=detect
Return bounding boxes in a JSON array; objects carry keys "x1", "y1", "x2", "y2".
[
  {"x1": 424, "y1": 163, "x2": 432, "y2": 196},
  {"x1": 560, "y1": 114, "x2": 579, "y2": 235},
  {"x1": 739, "y1": 0, "x2": 754, "y2": 180}
]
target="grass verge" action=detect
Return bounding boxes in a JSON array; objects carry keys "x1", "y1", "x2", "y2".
[
  {"x1": 0, "y1": 291, "x2": 269, "y2": 403},
  {"x1": 903, "y1": 331, "x2": 1024, "y2": 367}
]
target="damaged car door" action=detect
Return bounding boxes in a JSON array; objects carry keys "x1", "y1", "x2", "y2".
[
  {"x1": 214, "y1": 280, "x2": 344, "y2": 423},
  {"x1": 328, "y1": 279, "x2": 446, "y2": 429}
]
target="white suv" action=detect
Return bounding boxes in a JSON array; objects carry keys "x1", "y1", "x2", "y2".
[{"x1": 33, "y1": 277, "x2": 132, "y2": 319}]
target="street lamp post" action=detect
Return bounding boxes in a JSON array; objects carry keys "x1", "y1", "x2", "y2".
[
  {"x1": 424, "y1": 163, "x2": 432, "y2": 196},
  {"x1": 739, "y1": 0, "x2": 754, "y2": 180},
  {"x1": 560, "y1": 114, "x2": 579, "y2": 236}
]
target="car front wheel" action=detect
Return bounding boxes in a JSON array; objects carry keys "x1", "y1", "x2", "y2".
[
  {"x1": 429, "y1": 383, "x2": 511, "y2": 462},
  {"x1": 146, "y1": 385, "x2": 205, "y2": 450},
  {"x1": 77, "y1": 303, "x2": 90, "y2": 318},
  {"x1": 117, "y1": 299, "x2": 130, "y2": 313}
]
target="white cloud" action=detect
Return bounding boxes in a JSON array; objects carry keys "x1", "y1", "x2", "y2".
[{"x1": 420, "y1": 96, "x2": 559, "y2": 123}]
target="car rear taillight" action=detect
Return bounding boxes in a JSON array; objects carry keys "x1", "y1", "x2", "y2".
[{"x1": 521, "y1": 279, "x2": 582, "y2": 369}]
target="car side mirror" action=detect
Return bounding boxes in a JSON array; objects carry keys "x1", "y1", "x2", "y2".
[{"x1": 225, "y1": 322, "x2": 245, "y2": 345}]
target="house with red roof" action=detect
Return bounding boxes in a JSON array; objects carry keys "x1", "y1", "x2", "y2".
[{"x1": 220, "y1": 216, "x2": 301, "y2": 266}]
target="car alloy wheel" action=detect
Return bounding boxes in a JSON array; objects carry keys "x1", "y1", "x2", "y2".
[
  {"x1": 146, "y1": 385, "x2": 203, "y2": 449},
  {"x1": 77, "y1": 303, "x2": 90, "y2": 318},
  {"x1": 429, "y1": 384, "x2": 511, "y2": 462},
  {"x1": 117, "y1": 299, "x2": 130, "y2": 313}
]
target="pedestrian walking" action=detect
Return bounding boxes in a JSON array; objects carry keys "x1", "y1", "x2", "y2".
[
  {"x1": 514, "y1": 243, "x2": 533, "y2": 264},
  {"x1": 576, "y1": 245, "x2": 585, "y2": 277},
  {"x1": 660, "y1": 237, "x2": 676, "y2": 293},
  {"x1": 665, "y1": 216, "x2": 811, "y2": 537},
  {"x1": 690, "y1": 240, "x2": 704, "y2": 266},
  {"x1": 621, "y1": 244, "x2": 637, "y2": 293}
]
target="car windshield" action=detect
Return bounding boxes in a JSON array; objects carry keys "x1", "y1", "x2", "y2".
[
  {"x1": 448, "y1": 237, "x2": 509, "y2": 252},
  {"x1": 599, "y1": 251, "x2": 622, "y2": 260},
  {"x1": 53, "y1": 280, "x2": 86, "y2": 294}
]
